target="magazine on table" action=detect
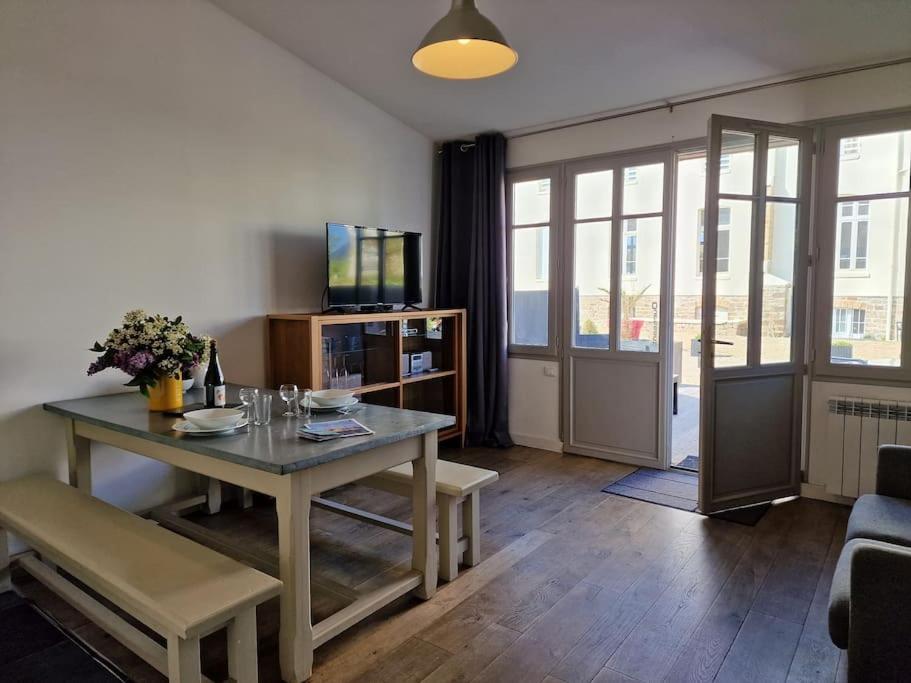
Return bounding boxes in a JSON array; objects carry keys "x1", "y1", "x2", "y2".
[{"x1": 297, "y1": 418, "x2": 374, "y2": 442}]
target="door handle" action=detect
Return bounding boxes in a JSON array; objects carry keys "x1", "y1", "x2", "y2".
[{"x1": 710, "y1": 339, "x2": 734, "y2": 346}]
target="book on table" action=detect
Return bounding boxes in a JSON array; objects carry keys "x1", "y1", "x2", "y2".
[{"x1": 297, "y1": 418, "x2": 374, "y2": 442}]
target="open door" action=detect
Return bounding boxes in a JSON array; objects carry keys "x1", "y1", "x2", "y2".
[{"x1": 699, "y1": 115, "x2": 813, "y2": 513}]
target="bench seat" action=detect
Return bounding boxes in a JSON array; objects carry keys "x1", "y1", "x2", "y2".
[
  {"x1": 359, "y1": 460, "x2": 498, "y2": 581},
  {"x1": 0, "y1": 476, "x2": 282, "y2": 682}
]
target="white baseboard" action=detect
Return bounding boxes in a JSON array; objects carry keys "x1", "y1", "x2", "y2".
[
  {"x1": 510, "y1": 432, "x2": 563, "y2": 453},
  {"x1": 801, "y1": 482, "x2": 855, "y2": 507}
]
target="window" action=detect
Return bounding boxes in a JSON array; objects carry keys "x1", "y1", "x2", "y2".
[
  {"x1": 535, "y1": 227, "x2": 547, "y2": 281},
  {"x1": 624, "y1": 219, "x2": 637, "y2": 276},
  {"x1": 509, "y1": 172, "x2": 556, "y2": 352},
  {"x1": 837, "y1": 201, "x2": 869, "y2": 270},
  {"x1": 701, "y1": 154, "x2": 732, "y2": 175},
  {"x1": 697, "y1": 206, "x2": 731, "y2": 273},
  {"x1": 840, "y1": 137, "x2": 861, "y2": 160},
  {"x1": 819, "y1": 121, "x2": 911, "y2": 374},
  {"x1": 833, "y1": 308, "x2": 866, "y2": 340}
]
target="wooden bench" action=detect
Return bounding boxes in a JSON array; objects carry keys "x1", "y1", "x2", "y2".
[
  {"x1": 0, "y1": 476, "x2": 282, "y2": 683},
  {"x1": 358, "y1": 460, "x2": 498, "y2": 581}
]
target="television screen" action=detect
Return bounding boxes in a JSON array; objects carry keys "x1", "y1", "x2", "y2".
[{"x1": 327, "y1": 223, "x2": 422, "y2": 306}]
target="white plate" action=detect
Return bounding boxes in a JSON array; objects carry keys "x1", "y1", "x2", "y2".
[
  {"x1": 301, "y1": 396, "x2": 359, "y2": 412},
  {"x1": 172, "y1": 419, "x2": 248, "y2": 435}
]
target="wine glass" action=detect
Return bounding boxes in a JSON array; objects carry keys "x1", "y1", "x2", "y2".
[
  {"x1": 238, "y1": 387, "x2": 258, "y2": 422},
  {"x1": 279, "y1": 384, "x2": 299, "y2": 417}
]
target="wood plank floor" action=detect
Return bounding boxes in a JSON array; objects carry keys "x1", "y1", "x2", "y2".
[{"x1": 10, "y1": 446, "x2": 850, "y2": 683}]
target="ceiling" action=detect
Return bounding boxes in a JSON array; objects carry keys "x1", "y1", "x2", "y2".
[{"x1": 210, "y1": 0, "x2": 911, "y2": 140}]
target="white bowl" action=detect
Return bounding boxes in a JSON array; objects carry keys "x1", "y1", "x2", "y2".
[
  {"x1": 184, "y1": 408, "x2": 245, "y2": 430},
  {"x1": 310, "y1": 389, "x2": 355, "y2": 408}
]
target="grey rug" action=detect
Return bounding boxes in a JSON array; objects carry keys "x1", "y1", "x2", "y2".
[
  {"x1": 603, "y1": 468, "x2": 770, "y2": 526},
  {"x1": 603, "y1": 468, "x2": 698, "y2": 512}
]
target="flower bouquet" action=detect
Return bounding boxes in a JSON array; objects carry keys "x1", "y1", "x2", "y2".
[{"x1": 87, "y1": 310, "x2": 210, "y2": 410}]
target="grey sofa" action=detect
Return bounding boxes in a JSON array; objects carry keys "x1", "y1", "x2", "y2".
[{"x1": 829, "y1": 444, "x2": 911, "y2": 682}]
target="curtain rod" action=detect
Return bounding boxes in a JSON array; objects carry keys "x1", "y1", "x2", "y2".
[
  {"x1": 506, "y1": 56, "x2": 911, "y2": 140},
  {"x1": 435, "y1": 56, "x2": 911, "y2": 152}
]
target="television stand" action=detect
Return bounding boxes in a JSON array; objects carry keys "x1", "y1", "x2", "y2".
[
  {"x1": 400, "y1": 304, "x2": 423, "y2": 312},
  {"x1": 267, "y1": 308, "x2": 466, "y2": 445}
]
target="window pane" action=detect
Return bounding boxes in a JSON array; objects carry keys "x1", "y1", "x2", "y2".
[
  {"x1": 760, "y1": 202, "x2": 797, "y2": 364},
  {"x1": 512, "y1": 179, "x2": 550, "y2": 225},
  {"x1": 767, "y1": 136, "x2": 800, "y2": 198},
  {"x1": 624, "y1": 219, "x2": 637, "y2": 276},
  {"x1": 620, "y1": 217, "x2": 661, "y2": 351},
  {"x1": 622, "y1": 163, "x2": 663, "y2": 214},
  {"x1": 574, "y1": 221, "x2": 611, "y2": 348},
  {"x1": 831, "y1": 198, "x2": 907, "y2": 366},
  {"x1": 839, "y1": 223, "x2": 851, "y2": 269},
  {"x1": 837, "y1": 129, "x2": 911, "y2": 197},
  {"x1": 511, "y1": 226, "x2": 549, "y2": 346},
  {"x1": 719, "y1": 130, "x2": 755, "y2": 195},
  {"x1": 674, "y1": 154, "x2": 705, "y2": 387},
  {"x1": 576, "y1": 170, "x2": 613, "y2": 220},
  {"x1": 713, "y1": 200, "x2": 752, "y2": 367}
]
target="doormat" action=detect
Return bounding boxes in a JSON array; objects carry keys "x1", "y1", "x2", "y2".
[
  {"x1": 673, "y1": 455, "x2": 699, "y2": 472},
  {"x1": 602, "y1": 469, "x2": 770, "y2": 526},
  {"x1": 603, "y1": 468, "x2": 698, "y2": 512},
  {"x1": 0, "y1": 590, "x2": 128, "y2": 682}
]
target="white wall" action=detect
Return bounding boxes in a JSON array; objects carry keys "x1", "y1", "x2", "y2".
[
  {"x1": 0, "y1": 0, "x2": 432, "y2": 513},
  {"x1": 507, "y1": 63, "x2": 911, "y2": 453}
]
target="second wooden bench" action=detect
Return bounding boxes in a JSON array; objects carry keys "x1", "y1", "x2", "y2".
[{"x1": 353, "y1": 460, "x2": 497, "y2": 581}]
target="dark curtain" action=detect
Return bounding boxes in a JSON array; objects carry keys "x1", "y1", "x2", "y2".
[{"x1": 436, "y1": 133, "x2": 513, "y2": 448}]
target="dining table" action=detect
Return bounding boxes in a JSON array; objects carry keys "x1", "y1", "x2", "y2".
[{"x1": 44, "y1": 385, "x2": 455, "y2": 682}]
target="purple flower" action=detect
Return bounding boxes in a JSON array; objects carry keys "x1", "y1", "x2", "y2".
[
  {"x1": 112, "y1": 350, "x2": 155, "y2": 376},
  {"x1": 87, "y1": 359, "x2": 106, "y2": 376}
]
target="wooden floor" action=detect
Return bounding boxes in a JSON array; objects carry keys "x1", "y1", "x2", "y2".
[{"x1": 11, "y1": 445, "x2": 850, "y2": 683}]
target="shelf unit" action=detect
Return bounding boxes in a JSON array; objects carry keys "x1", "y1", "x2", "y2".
[{"x1": 267, "y1": 309, "x2": 467, "y2": 443}]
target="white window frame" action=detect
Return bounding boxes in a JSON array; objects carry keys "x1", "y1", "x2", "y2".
[
  {"x1": 813, "y1": 113, "x2": 911, "y2": 383},
  {"x1": 840, "y1": 136, "x2": 861, "y2": 161},
  {"x1": 623, "y1": 218, "x2": 638, "y2": 277},
  {"x1": 697, "y1": 206, "x2": 732, "y2": 274},
  {"x1": 833, "y1": 307, "x2": 866, "y2": 339},
  {"x1": 836, "y1": 200, "x2": 869, "y2": 271},
  {"x1": 507, "y1": 166, "x2": 561, "y2": 357}
]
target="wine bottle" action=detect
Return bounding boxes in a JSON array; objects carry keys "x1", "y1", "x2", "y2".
[{"x1": 204, "y1": 340, "x2": 226, "y2": 408}]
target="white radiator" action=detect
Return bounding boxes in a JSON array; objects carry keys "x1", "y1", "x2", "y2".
[{"x1": 825, "y1": 398, "x2": 911, "y2": 498}]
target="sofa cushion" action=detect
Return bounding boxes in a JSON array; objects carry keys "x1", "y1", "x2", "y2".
[
  {"x1": 828, "y1": 539, "x2": 856, "y2": 650},
  {"x1": 846, "y1": 494, "x2": 911, "y2": 547},
  {"x1": 828, "y1": 537, "x2": 911, "y2": 651}
]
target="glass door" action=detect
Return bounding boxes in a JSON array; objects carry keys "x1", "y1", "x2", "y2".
[
  {"x1": 562, "y1": 150, "x2": 674, "y2": 468},
  {"x1": 699, "y1": 115, "x2": 813, "y2": 513}
]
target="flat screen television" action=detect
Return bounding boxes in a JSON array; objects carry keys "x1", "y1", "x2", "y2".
[{"x1": 326, "y1": 223, "x2": 423, "y2": 307}]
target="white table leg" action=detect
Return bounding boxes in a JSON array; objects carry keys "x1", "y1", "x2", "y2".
[
  {"x1": 277, "y1": 470, "x2": 313, "y2": 683},
  {"x1": 65, "y1": 419, "x2": 92, "y2": 492},
  {"x1": 412, "y1": 432, "x2": 438, "y2": 599}
]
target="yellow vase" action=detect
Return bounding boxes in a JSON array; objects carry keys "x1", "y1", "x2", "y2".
[{"x1": 147, "y1": 373, "x2": 183, "y2": 412}]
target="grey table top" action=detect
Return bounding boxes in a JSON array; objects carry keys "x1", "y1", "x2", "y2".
[{"x1": 44, "y1": 386, "x2": 455, "y2": 475}]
